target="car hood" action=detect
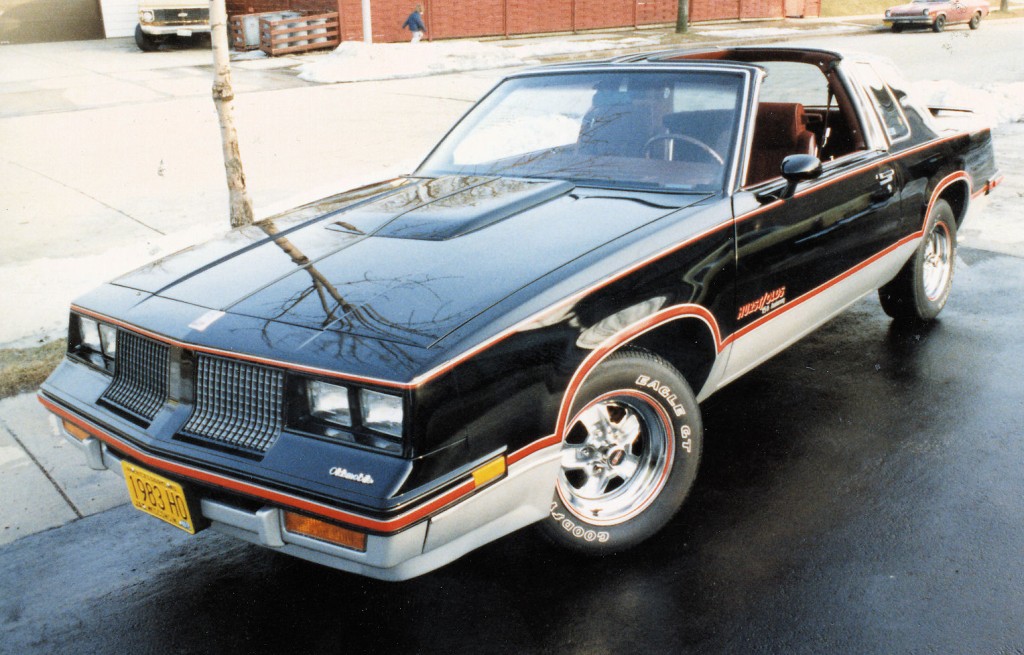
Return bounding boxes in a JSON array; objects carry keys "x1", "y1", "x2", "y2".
[
  {"x1": 887, "y1": 3, "x2": 936, "y2": 13},
  {"x1": 112, "y1": 176, "x2": 705, "y2": 349}
]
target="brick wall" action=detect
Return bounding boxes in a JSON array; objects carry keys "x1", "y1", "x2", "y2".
[{"x1": 229, "y1": 0, "x2": 817, "y2": 44}]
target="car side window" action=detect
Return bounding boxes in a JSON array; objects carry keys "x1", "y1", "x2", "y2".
[{"x1": 854, "y1": 63, "x2": 911, "y2": 143}]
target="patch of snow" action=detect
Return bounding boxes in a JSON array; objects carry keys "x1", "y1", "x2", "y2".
[
  {"x1": 0, "y1": 225, "x2": 224, "y2": 349},
  {"x1": 298, "y1": 41, "x2": 523, "y2": 83},
  {"x1": 296, "y1": 36, "x2": 663, "y2": 84},
  {"x1": 912, "y1": 80, "x2": 1024, "y2": 128},
  {"x1": 230, "y1": 50, "x2": 269, "y2": 61},
  {"x1": 695, "y1": 25, "x2": 860, "y2": 38}
]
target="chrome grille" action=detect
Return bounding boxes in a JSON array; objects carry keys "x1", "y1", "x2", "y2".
[
  {"x1": 182, "y1": 355, "x2": 284, "y2": 453},
  {"x1": 101, "y1": 331, "x2": 170, "y2": 421},
  {"x1": 153, "y1": 8, "x2": 209, "y2": 24}
]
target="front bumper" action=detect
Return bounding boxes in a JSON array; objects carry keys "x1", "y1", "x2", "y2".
[
  {"x1": 139, "y1": 23, "x2": 211, "y2": 36},
  {"x1": 56, "y1": 411, "x2": 560, "y2": 581},
  {"x1": 883, "y1": 16, "x2": 934, "y2": 24}
]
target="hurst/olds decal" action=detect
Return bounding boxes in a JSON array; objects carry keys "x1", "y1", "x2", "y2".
[{"x1": 737, "y1": 286, "x2": 786, "y2": 321}]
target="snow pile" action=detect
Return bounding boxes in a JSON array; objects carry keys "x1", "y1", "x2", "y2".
[
  {"x1": 694, "y1": 25, "x2": 860, "y2": 39},
  {"x1": 298, "y1": 41, "x2": 523, "y2": 83},
  {"x1": 913, "y1": 80, "x2": 1024, "y2": 127},
  {"x1": 0, "y1": 225, "x2": 224, "y2": 349},
  {"x1": 297, "y1": 36, "x2": 662, "y2": 84}
]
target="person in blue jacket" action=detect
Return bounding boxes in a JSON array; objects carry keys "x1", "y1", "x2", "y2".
[{"x1": 402, "y1": 4, "x2": 426, "y2": 43}]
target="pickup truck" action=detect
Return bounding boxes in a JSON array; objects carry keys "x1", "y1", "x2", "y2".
[
  {"x1": 41, "y1": 46, "x2": 1001, "y2": 580},
  {"x1": 135, "y1": 0, "x2": 210, "y2": 51}
]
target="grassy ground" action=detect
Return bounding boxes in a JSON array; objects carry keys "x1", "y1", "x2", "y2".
[{"x1": 0, "y1": 341, "x2": 65, "y2": 399}]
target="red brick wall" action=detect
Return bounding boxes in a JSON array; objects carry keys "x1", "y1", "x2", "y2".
[
  {"x1": 230, "y1": 0, "x2": 815, "y2": 44},
  {"x1": 739, "y1": 0, "x2": 783, "y2": 19},
  {"x1": 576, "y1": 0, "x2": 637, "y2": 30},
  {"x1": 691, "y1": 0, "x2": 739, "y2": 21}
]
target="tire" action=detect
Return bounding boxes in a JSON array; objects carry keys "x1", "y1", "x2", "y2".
[
  {"x1": 135, "y1": 24, "x2": 161, "y2": 52},
  {"x1": 539, "y1": 349, "x2": 702, "y2": 554},
  {"x1": 969, "y1": 12, "x2": 981, "y2": 29},
  {"x1": 932, "y1": 14, "x2": 946, "y2": 32},
  {"x1": 879, "y1": 198, "x2": 957, "y2": 322},
  {"x1": 890, "y1": 23, "x2": 904, "y2": 33}
]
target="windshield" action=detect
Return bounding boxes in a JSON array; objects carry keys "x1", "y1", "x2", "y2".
[{"x1": 418, "y1": 71, "x2": 747, "y2": 193}]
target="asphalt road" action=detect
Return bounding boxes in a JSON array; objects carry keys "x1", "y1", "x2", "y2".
[{"x1": 3, "y1": 23, "x2": 1024, "y2": 655}]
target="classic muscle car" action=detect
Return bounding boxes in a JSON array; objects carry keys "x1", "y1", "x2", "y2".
[
  {"x1": 40, "y1": 47, "x2": 1001, "y2": 580},
  {"x1": 884, "y1": 0, "x2": 990, "y2": 32}
]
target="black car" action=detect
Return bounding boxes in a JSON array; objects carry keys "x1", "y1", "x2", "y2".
[{"x1": 41, "y1": 47, "x2": 1001, "y2": 580}]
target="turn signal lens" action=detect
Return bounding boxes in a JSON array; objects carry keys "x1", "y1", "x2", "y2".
[
  {"x1": 283, "y1": 512, "x2": 367, "y2": 551},
  {"x1": 62, "y1": 420, "x2": 91, "y2": 441},
  {"x1": 472, "y1": 456, "x2": 506, "y2": 488}
]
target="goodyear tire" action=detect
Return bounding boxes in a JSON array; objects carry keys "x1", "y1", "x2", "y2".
[
  {"x1": 879, "y1": 198, "x2": 957, "y2": 322},
  {"x1": 932, "y1": 14, "x2": 946, "y2": 31},
  {"x1": 969, "y1": 12, "x2": 981, "y2": 29},
  {"x1": 540, "y1": 350, "x2": 702, "y2": 554}
]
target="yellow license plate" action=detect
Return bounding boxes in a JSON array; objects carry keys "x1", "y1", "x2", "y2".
[{"x1": 121, "y1": 461, "x2": 197, "y2": 534}]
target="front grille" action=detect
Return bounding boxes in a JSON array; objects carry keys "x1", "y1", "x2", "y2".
[
  {"x1": 152, "y1": 7, "x2": 209, "y2": 24},
  {"x1": 101, "y1": 331, "x2": 170, "y2": 421},
  {"x1": 181, "y1": 355, "x2": 284, "y2": 454}
]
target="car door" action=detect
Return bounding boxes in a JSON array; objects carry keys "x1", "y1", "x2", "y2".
[{"x1": 720, "y1": 69, "x2": 906, "y2": 382}]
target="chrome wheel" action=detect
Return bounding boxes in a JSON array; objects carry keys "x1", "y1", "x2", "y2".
[
  {"x1": 557, "y1": 392, "x2": 672, "y2": 526},
  {"x1": 922, "y1": 221, "x2": 952, "y2": 301}
]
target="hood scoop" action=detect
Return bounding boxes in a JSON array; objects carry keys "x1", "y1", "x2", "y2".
[{"x1": 352, "y1": 176, "x2": 575, "y2": 241}]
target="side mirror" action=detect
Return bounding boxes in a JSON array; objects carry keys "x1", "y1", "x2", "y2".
[{"x1": 779, "y1": 154, "x2": 822, "y2": 199}]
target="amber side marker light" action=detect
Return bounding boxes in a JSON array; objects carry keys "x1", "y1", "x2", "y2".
[
  {"x1": 283, "y1": 512, "x2": 368, "y2": 552},
  {"x1": 472, "y1": 456, "x2": 507, "y2": 488},
  {"x1": 63, "y1": 420, "x2": 92, "y2": 441}
]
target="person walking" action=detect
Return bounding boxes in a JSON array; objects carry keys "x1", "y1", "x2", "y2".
[{"x1": 402, "y1": 4, "x2": 426, "y2": 43}]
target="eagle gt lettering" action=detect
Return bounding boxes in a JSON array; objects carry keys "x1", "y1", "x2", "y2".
[{"x1": 635, "y1": 375, "x2": 687, "y2": 417}]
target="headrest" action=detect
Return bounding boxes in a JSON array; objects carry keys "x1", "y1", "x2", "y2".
[{"x1": 754, "y1": 103, "x2": 807, "y2": 148}]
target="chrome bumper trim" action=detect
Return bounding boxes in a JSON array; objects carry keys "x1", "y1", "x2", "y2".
[{"x1": 60, "y1": 421, "x2": 562, "y2": 581}]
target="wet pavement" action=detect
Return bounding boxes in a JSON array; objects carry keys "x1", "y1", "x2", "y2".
[{"x1": 3, "y1": 247, "x2": 1023, "y2": 654}]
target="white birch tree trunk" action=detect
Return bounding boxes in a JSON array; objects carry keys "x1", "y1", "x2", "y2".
[{"x1": 210, "y1": 0, "x2": 254, "y2": 228}]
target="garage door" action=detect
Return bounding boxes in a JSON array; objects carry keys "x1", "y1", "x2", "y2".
[
  {"x1": 0, "y1": 0, "x2": 104, "y2": 43},
  {"x1": 99, "y1": 0, "x2": 137, "y2": 37}
]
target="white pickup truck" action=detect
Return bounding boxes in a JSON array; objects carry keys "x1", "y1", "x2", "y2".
[{"x1": 135, "y1": 0, "x2": 210, "y2": 51}]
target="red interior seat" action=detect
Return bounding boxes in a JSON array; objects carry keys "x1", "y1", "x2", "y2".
[{"x1": 747, "y1": 102, "x2": 816, "y2": 186}]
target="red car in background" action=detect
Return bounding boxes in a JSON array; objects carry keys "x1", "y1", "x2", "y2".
[{"x1": 884, "y1": 0, "x2": 990, "y2": 31}]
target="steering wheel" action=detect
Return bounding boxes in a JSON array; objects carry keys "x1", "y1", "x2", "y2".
[{"x1": 641, "y1": 133, "x2": 724, "y2": 166}]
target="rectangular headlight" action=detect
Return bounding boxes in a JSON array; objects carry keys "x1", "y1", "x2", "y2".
[
  {"x1": 99, "y1": 323, "x2": 117, "y2": 358},
  {"x1": 360, "y1": 389, "x2": 403, "y2": 438},
  {"x1": 78, "y1": 317, "x2": 102, "y2": 352},
  {"x1": 307, "y1": 380, "x2": 352, "y2": 427}
]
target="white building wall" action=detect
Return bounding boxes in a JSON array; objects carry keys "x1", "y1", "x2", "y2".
[{"x1": 100, "y1": 0, "x2": 137, "y2": 37}]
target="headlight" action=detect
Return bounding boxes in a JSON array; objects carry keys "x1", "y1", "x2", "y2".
[
  {"x1": 71, "y1": 314, "x2": 116, "y2": 373},
  {"x1": 99, "y1": 323, "x2": 117, "y2": 358},
  {"x1": 360, "y1": 389, "x2": 403, "y2": 438},
  {"x1": 922, "y1": 8, "x2": 930, "y2": 15},
  {"x1": 141, "y1": 10, "x2": 155, "y2": 22},
  {"x1": 79, "y1": 317, "x2": 102, "y2": 351},
  {"x1": 307, "y1": 380, "x2": 352, "y2": 427}
]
